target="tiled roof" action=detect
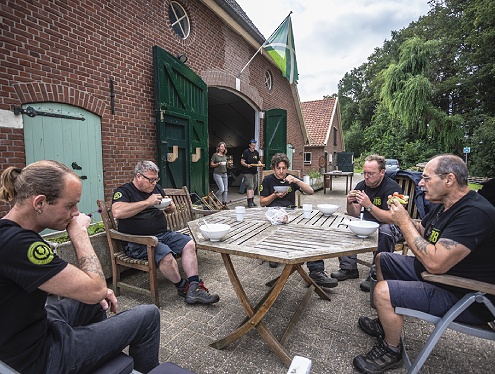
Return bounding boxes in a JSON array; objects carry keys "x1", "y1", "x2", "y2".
[
  {"x1": 222, "y1": 0, "x2": 265, "y2": 40},
  {"x1": 301, "y1": 98, "x2": 336, "y2": 146}
]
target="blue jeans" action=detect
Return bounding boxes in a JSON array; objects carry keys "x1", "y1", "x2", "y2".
[
  {"x1": 213, "y1": 172, "x2": 228, "y2": 203},
  {"x1": 45, "y1": 298, "x2": 160, "y2": 373}
]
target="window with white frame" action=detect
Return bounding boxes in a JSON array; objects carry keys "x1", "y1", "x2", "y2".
[
  {"x1": 169, "y1": 2, "x2": 190, "y2": 39},
  {"x1": 265, "y1": 71, "x2": 272, "y2": 91},
  {"x1": 304, "y1": 152, "x2": 312, "y2": 164}
]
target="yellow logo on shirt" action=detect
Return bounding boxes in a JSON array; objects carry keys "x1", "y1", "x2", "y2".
[
  {"x1": 28, "y1": 242, "x2": 55, "y2": 265},
  {"x1": 113, "y1": 191, "x2": 122, "y2": 200},
  {"x1": 429, "y1": 229, "x2": 440, "y2": 243}
]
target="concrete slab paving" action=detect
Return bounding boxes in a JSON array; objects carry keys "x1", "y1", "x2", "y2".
[{"x1": 115, "y1": 173, "x2": 495, "y2": 373}]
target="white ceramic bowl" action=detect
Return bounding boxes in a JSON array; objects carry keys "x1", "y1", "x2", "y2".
[
  {"x1": 199, "y1": 223, "x2": 231, "y2": 242},
  {"x1": 348, "y1": 220, "x2": 379, "y2": 238},
  {"x1": 273, "y1": 185, "x2": 290, "y2": 193},
  {"x1": 153, "y1": 198, "x2": 172, "y2": 210},
  {"x1": 317, "y1": 204, "x2": 339, "y2": 216}
]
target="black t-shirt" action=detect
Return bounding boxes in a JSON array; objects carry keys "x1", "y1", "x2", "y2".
[
  {"x1": 241, "y1": 148, "x2": 260, "y2": 174},
  {"x1": 414, "y1": 191, "x2": 495, "y2": 321},
  {"x1": 112, "y1": 182, "x2": 168, "y2": 235},
  {"x1": 354, "y1": 177, "x2": 403, "y2": 222},
  {"x1": 260, "y1": 173, "x2": 301, "y2": 208},
  {"x1": 0, "y1": 219, "x2": 67, "y2": 373}
]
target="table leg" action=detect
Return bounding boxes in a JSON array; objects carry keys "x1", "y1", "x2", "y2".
[
  {"x1": 280, "y1": 283, "x2": 315, "y2": 347},
  {"x1": 210, "y1": 254, "x2": 292, "y2": 366}
]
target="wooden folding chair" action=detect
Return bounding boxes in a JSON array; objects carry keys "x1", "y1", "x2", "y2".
[
  {"x1": 201, "y1": 191, "x2": 223, "y2": 211},
  {"x1": 97, "y1": 199, "x2": 160, "y2": 307},
  {"x1": 396, "y1": 272, "x2": 495, "y2": 374},
  {"x1": 164, "y1": 186, "x2": 216, "y2": 234}
]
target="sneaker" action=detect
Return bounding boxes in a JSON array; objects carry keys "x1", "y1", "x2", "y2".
[
  {"x1": 353, "y1": 337, "x2": 403, "y2": 373},
  {"x1": 269, "y1": 261, "x2": 279, "y2": 268},
  {"x1": 309, "y1": 270, "x2": 338, "y2": 288},
  {"x1": 360, "y1": 275, "x2": 371, "y2": 292},
  {"x1": 330, "y1": 268, "x2": 359, "y2": 281},
  {"x1": 358, "y1": 316, "x2": 385, "y2": 338},
  {"x1": 185, "y1": 281, "x2": 220, "y2": 304},
  {"x1": 177, "y1": 280, "x2": 189, "y2": 297}
]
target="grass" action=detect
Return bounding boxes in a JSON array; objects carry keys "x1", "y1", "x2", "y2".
[{"x1": 469, "y1": 183, "x2": 482, "y2": 191}]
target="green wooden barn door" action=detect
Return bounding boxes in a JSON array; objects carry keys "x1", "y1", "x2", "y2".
[
  {"x1": 23, "y1": 103, "x2": 104, "y2": 221},
  {"x1": 153, "y1": 46, "x2": 209, "y2": 196},
  {"x1": 264, "y1": 109, "x2": 287, "y2": 169}
]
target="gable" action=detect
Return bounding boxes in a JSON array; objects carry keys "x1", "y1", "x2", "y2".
[{"x1": 301, "y1": 98, "x2": 337, "y2": 146}]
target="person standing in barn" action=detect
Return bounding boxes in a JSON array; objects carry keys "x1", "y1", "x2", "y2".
[{"x1": 240, "y1": 139, "x2": 262, "y2": 208}]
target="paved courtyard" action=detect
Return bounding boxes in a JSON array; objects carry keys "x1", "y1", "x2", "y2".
[{"x1": 116, "y1": 173, "x2": 495, "y2": 373}]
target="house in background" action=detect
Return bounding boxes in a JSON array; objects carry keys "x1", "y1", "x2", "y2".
[
  {"x1": 301, "y1": 97, "x2": 345, "y2": 173},
  {"x1": 0, "y1": 0, "x2": 310, "y2": 217}
]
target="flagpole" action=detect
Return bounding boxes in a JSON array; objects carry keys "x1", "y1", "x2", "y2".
[{"x1": 237, "y1": 11, "x2": 292, "y2": 77}]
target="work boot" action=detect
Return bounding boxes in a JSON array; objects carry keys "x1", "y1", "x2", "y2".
[
  {"x1": 330, "y1": 268, "x2": 359, "y2": 281},
  {"x1": 176, "y1": 279, "x2": 189, "y2": 298},
  {"x1": 353, "y1": 337, "x2": 403, "y2": 373},
  {"x1": 185, "y1": 281, "x2": 220, "y2": 304},
  {"x1": 309, "y1": 270, "x2": 338, "y2": 288},
  {"x1": 358, "y1": 316, "x2": 385, "y2": 338},
  {"x1": 247, "y1": 198, "x2": 256, "y2": 208},
  {"x1": 360, "y1": 275, "x2": 371, "y2": 292}
]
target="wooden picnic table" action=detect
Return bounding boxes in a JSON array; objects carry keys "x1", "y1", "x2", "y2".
[{"x1": 187, "y1": 208, "x2": 377, "y2": 366}]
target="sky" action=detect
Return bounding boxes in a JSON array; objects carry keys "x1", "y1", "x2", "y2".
[{"x1": 235, "y1": 0, "x2": 431, "y2": 102}]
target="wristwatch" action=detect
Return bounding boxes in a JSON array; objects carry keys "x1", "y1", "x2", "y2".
[{"x1": 366, "y1": 204, "x2": 373, "y2": 212}]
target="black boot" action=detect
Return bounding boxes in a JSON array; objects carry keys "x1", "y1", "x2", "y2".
[{"x1": 247, "y1": 198, "x2": 254, "y2": 208}]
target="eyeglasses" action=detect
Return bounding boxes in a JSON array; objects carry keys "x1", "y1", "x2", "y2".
[
  {"x1": 421, "y1": 173, "x2": 448, "y2": 182},
  {"x1": 140, "y1": 174, "x2": 160, "y2": 183},
  {"x1": 362, "y1": 172, "x2": 377, "y2": 178}
]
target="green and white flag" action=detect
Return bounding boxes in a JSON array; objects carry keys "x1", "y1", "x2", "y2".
[{"x1": 263, "y1": 15, "x2": 299, "y2": 84}]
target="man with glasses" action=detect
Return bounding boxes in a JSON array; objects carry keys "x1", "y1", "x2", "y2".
[
  {"x1": 353, "y1": 154, "x2": 495, "y2": 373},
  {"x1": 331, "y1": 154, "x2": 403, "y2": 291},
  {"x1": 112, "y1": 160, "x2": 220, "y2": 305}
]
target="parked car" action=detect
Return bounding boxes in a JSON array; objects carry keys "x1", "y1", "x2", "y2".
[{"x1": 385, "y1": 159, "x2": 400, "y2": 172}]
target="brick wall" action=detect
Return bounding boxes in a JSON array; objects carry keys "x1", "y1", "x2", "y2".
[{"x1": 0, "y1": 0, "x2": 304, "y2": 215}]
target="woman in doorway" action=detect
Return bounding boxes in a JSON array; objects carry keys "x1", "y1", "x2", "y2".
[{"x1": 210, "y1": 142, "x2": 229, "y2": 208}]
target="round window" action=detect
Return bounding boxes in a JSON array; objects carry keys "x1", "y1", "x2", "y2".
[
  {"x1": 265, "y1": 71, "x2": 272, "y2": 91},
  {"x1": 169, "y1": 2, "x2": 190, "y2": 39}
]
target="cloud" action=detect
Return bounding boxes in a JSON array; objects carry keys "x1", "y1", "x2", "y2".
[{"x1": 235, "y1": 0, "x2": 430, "y2": 101}]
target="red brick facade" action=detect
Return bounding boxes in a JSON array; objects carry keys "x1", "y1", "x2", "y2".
[{"x1": 0, "y1": 0, "x2": 306, "y2": 215}]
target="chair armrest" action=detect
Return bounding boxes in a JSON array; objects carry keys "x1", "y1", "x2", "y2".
[
  {"x1": 108, "y1": 229, "x2": 159, "y2": 246},
  {"x1": 421, "y1": 272, "x2": 495, "y2": 296}
]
